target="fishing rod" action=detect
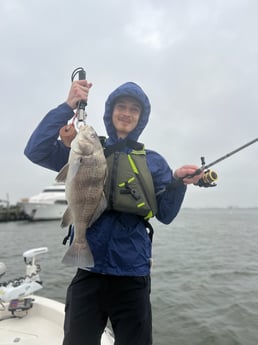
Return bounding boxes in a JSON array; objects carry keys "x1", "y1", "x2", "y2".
[{"x1": 181, "y1": 138, "x2": 258, "y2": 187}]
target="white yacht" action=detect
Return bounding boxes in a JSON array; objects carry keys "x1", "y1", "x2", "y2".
[{"x1": 19, "y1": 183, "x2": 67, "y2": 221}]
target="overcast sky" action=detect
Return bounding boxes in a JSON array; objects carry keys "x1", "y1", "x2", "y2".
[{"x1": 1, "y1": 0, "x2": 257, "y2": 208}]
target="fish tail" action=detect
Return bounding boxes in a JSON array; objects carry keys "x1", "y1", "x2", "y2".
[{"x1": 62, "y1": 241, "x2": 94, "y2": 267}]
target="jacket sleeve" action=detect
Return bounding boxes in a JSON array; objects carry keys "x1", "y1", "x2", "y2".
[
  {"x1": 146, "y1": 150, "x2": 187, "y2": 225},
  {"x1": 24, "y1": 103, "x2": 74, "y2": 172},
  {"x1": 156, "y1": 179, "x2": 186, "y2": 224}
]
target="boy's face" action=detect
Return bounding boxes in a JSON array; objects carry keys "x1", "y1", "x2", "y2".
[{"x1": 112, "y1": 96, "x2": 142, "y2": 139}]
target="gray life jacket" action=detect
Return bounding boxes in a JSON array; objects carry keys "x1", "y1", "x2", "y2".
[{"x1": 103, "y1": 139, "x2": 157, "y2": 220}]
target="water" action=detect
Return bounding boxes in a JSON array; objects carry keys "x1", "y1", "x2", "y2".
[{"x1": 1, "y1": 208, "x2": 258, "y2": 345}]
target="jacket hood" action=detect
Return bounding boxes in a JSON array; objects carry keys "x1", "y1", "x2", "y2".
[{"x1": 103, "y1": 82, "x2": 151, "y2": 144}]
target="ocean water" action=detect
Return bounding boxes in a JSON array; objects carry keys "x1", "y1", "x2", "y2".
[{"x1": 1, "y1": 208, "x2": 258, "y2": 345}]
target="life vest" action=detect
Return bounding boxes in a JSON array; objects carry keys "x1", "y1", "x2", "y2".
[{"x1": 103, "y1": 140, "x2": 157, "y2": 220}]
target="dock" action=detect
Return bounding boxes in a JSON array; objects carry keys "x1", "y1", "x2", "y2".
[{"x1": 0, "y1": 204, "x2": 28, "y2": 222}]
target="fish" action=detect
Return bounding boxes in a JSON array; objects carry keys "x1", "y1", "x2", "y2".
[{"x1": 56, "y1": 124, "x2": 107, "y2": 267}]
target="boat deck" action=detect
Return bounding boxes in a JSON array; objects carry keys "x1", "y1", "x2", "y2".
[
  {"x1": 0, "y1": 296, "x2": 64, "y2": 344},
  {"x1": 0, "y1": 295, "x2": 114, "y2": 345}
]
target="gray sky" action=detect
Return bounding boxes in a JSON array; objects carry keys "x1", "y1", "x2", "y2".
[{"x1": 1, "y1": 0, "x2": 257, "y2": 208}]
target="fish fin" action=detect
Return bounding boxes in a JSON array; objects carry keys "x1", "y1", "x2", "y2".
[
  {"x1": 56, "y1": 164, "x2": 69, "y2": 182},
  {"x1": 61, "y1": 207, "x2": 73, "y2": 228},
  {"x1": 61, "y1": 241, "x2": 94, "y2": 267},
  {"x1": 88, "y1": 192, "x2": 107, "y2": 227}
]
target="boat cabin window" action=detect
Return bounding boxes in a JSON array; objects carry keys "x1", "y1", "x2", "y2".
[{"x1": 43, "y1": 188, "x2": 65, "y2": 192}]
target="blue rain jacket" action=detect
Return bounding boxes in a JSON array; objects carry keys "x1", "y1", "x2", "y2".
[{"x1": 24, "y1": 82, "x2": 186, "y2": 276}]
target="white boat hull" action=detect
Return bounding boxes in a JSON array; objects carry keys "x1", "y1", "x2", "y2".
[
  {"x1": 20, "y1": 202, "x2": 67, "y2": 221},
  {"x1": 0, "y1": 295, "x2": 114, "y2": 345},
  {"x1": 19, "y1": 182, "x2": 67, "y2": 221}
]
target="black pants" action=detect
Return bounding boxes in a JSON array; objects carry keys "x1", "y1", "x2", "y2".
[{"x1": 63, "y1": 269, "x2": 152, "y2": 345}]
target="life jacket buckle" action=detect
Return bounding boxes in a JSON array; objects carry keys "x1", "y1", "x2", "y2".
[{"x1": 120, "y1": 182, "x2": 141, "y2": 200}]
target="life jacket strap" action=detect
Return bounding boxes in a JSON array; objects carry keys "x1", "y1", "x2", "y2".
[
  {"x1": 104, "y1": 139, "x2": 144, "y2": 157},
  {"x1": 144, "y1": 220, "x2": 154, "y2": 242},
  {"x1": 62, "y1": 224, "x2": 73, "y2": 245}
]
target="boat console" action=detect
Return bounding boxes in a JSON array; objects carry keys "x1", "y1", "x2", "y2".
[{"x1": 0, "y1": 247, "x2": 114, "y2": 344}]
